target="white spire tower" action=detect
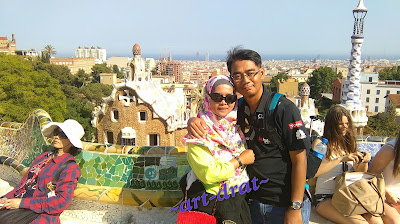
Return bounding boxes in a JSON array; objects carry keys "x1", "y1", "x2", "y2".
[{"x1": 341, "y1": 0, "x2": 368, "y2": 134}]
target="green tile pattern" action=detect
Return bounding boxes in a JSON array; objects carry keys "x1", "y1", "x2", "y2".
[
  {"x1": 75, "y1": 151, "x2": 187, "y2": 190},
  {"x1": 0, "y1": 109, "x2": 190, "y2": 192},
  {"x1": 0, "y1": 109, "x2": 51, "y2": 166}
]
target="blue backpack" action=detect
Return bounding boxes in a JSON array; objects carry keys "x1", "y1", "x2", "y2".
[{"x1": 237, "y1": 91, "x2": 321, "y2": 180}]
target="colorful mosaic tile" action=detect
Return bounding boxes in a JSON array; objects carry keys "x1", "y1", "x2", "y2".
[{"x1": 2, "y1": 109, "x2": 392, "y2": 208}]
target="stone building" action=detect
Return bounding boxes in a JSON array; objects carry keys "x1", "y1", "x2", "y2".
[
  {"x1": 50, "y1": 57, "x2": 95, "y2": 74},
  {"x1": 92, "y1": 43, "x2": 190, "y2": 147},
  {"x1": 277, "y1": 78, "x2": 298, "y2": 98},
  {"x1": 332, "y1": 78, "x2": 342, "y2": 102},
  {"x1": 0, "y1": 33, "x2": 16, "y2": 55},
  {"x1": 99, "y1": 73, "x2": 119, "y2": 85},
  {"x1": 385, "y1": 94, "x2": 400, "y2": 116}
]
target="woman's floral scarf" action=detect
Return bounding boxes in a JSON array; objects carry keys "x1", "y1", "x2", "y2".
[{"x1": 183, "y1": 75, "x2": 249, "y2": 191}]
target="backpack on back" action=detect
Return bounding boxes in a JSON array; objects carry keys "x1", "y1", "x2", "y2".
[{"x1": 237, "y1": 92, "x2": 322, "y2": 180}]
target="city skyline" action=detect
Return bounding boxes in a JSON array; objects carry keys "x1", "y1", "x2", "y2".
[{"x1": 1, "y1": 0, "x2": 399, "y2": 60}]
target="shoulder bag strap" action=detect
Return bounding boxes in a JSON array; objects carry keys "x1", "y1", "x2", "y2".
[
  {"x1": 211, "y1": 183, "x2": 224, "y2": 216},
  {"x1": 349, "y1": 181, "x2": 385, "y2": 217},
  {"x1": 46, "y1": 160, "x2": 76, "y2": 193}
]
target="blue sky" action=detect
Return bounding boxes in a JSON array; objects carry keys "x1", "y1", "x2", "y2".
[{"x1": 1, "y1": 0, "x2": 399, "y2": 59}]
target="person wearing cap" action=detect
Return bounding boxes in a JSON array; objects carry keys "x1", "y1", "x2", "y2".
[{"x1": 0, "y1": 119, "x2": 84, "y2": 224}]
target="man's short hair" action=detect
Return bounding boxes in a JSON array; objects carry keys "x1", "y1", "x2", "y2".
[{"x1": 226, "y1": 46, "x2": 262, "y2": 73}]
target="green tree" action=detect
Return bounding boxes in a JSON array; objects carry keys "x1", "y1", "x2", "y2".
[
  {"x1": 375, "y1": 104, "x2": 400, "y2": 137},
  {"x1": 379, "y1": 66, "x2": 400, "y2": 80},
  {"x1": 41, "y1": 45, "x2": 56, "y2": 63},
  {"x1": 91, "y1": 63, "x2": 112, "y2": 83},
  {"x1": 112, "y1": 64, "x2": 124, "y2": 79},
  {"x1": 42, "y1": 45, "x2": 56, "y2": 57},
  {"x1": 268, "y1": 73, "x2": 289, "y2": 92},
  {"x1": 64, "y1": 98, "x2": 96, "y2": 141},
  {"x1": 75, "y1": 69, "x2": 91, "y2": 87},
  {"x1": 190, "y1": 85, "x2": 204, "y2": 113},
  {"x1": 33, "y1": 60, "x2": 76, "y2": 86},
  {"x1": 307, "y1": 66, "x2": 339, "y2": 99},
  {"x1": 80, "y1": 83, "x2": 113, "y2": 106},
  {"x1": 151, "y1": 69, "x2": 157, "y2": 76},
  {"x1": 0, "y1": 54, "x2": 66, "y2": 122}
]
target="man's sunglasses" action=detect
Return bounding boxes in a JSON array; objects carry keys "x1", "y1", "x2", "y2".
[
  {"x1": 53, "y1": 129, "x2": 68, "y2": 139},
  {"x1": 208, "y1": 92, "x2": 237, "y2": 104}
]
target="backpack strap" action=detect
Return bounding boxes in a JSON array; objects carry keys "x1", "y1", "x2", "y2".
[
  {"x1": 237, "y1": 97, "x2": 246, "y2": 133},
  {"x1": 263, "y1": 92, "x2": 285, "y2": 152},
  {"x1": 269, "y1": 92, "x2": 283, "y2": 110},
  {"x1": 238, "y1": 97, "x2": 245, "y2": 107}
]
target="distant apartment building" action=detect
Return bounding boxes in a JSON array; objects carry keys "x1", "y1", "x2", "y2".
[
  {"x1": 156, "y1": 61, "x2": 183, "y2": 83},
  {"x1": 335, "y1": 66, "x2": 349, "y2": 78},
  {"x1": 264, "y1": 68, "x2": 279, "y2": 76},
  {"x1": 290, "y1": 73, "x2": 310, "y2": 83},
  {"x1": 75, "y1": 46, "x2": 106, "y2": 64},
  {"x1": 189, "y1": 70, "x2": 210, "y2": 85},
  {"x1": 355, "y1": 72, "x2": 400, "y2": 113},
  {"x1": 362, "y1": 65, "x2": 376, "y2": 73},
  {"x1": 261, "y1": 76, "x2": 272, "y2": 86},
  {"x1": 15, "y1": 50, "x2": 41, "y2": 57},
  {"x1": 145, "y1": 58, "x2": 156, "y2": 72},
  {"x1": 277, "y1": 78, "x2": 298, "y2": 98},
  {"x1": 181, "y1": 71, "x2": 191, "y2": 82},
  {"x1": 50, "y1": 57, "x2": 95, "y2": 74},
  {"x1": 0, "y1": 33, "x2": 16, "y2": 55},
  {"x1": 160, "y1": 83, "x2": 197, "y2": 113},
  {"x1": 332, "y1": 78, "x2": 342, "y2": 102}
]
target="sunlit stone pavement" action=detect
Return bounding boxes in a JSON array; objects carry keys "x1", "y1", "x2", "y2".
[{"x1": 0, "y1": 178, "x2": 333, "y2": 224}]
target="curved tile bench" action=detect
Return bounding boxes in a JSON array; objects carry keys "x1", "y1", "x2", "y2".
[{"x1": 0, "y1": 109, "x2": 187, "y2": 209}]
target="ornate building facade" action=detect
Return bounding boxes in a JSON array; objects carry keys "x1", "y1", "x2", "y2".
[
  {"x1": 0, "y1": 33, "x2": 16, "y2": 55},
  {"x1": 92, "y1": 43, "x2": 190, "y2": 147}
]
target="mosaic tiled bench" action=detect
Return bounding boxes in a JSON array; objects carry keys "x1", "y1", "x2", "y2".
[{"x1": 0, "y1": 109, "x2": 396, "y2": 210}]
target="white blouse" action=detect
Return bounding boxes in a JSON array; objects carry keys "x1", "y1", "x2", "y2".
[
  {"x1": 315, "y1": 155, "x2": 354, "y2": 195},
  {"x1": 382, "y1": 140, "x2": 400, "y2": 198}
]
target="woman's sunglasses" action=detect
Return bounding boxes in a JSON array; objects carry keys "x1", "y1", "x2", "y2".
[
  {"x1": 53, "y1": 129, "x2": 68, "y2": 139},
  {"x1": 208, "y1": 92, "x2": 237, "y2": 104}
]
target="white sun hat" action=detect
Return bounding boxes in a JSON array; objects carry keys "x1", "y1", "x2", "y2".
[{"x1": 42, "y1": 119, "x2": 85, "y2": 149}]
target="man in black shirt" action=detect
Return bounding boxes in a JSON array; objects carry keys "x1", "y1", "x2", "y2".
[{"x1": 188, "y1": 47, "x2": 311, "y2": 224}]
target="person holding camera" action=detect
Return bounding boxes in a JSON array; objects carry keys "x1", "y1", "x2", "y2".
[{"x1": 311, "y1": 105, "x2": 381, "y2": 223}]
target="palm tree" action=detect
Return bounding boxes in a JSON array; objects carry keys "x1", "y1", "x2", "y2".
[
  {"x1": 42, "y1": 45, "x2": 56, "y2": 58},
  {"x1": 190, "y1": 85, "x2": 205, "y2": 115}
]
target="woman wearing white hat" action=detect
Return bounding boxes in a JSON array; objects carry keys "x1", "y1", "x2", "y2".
[{"x1": 0, "y1": 119, "x2": 84, "y2": 224}]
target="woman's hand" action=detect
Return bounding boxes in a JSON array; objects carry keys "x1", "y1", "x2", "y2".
[
  {"x1": 360, "y1": 152, "x2": 371, "y2": 163},
  {"x1": 239, "y1": 149, "x2": 255, "y2": 165},
  {"x1": 341, "y1": 152, "x2": 364, "y2": 164},
  {"x1": 3, "y1": 198, "x2": 21, "y2": 209},
  {"x1": 187, "y1": 117, "x2": 206, "y2": 139}
]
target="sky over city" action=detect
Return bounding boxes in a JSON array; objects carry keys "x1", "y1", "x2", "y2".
[{"x1": 1, "y1": 0, "x2": 399, "y2": 59}]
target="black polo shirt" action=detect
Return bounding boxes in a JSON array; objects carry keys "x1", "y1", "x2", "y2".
[{"x1": 238, "y1": 86, "x2": 311, "y2": 207}]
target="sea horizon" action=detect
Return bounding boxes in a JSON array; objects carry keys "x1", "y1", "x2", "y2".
[{"x1": 54, "y1": 53, "x2": 400, "y2": 61}]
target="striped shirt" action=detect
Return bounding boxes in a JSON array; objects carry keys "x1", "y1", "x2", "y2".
[{"x1": 3, "y1": 151, "x2": 81, "y2": 224}]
